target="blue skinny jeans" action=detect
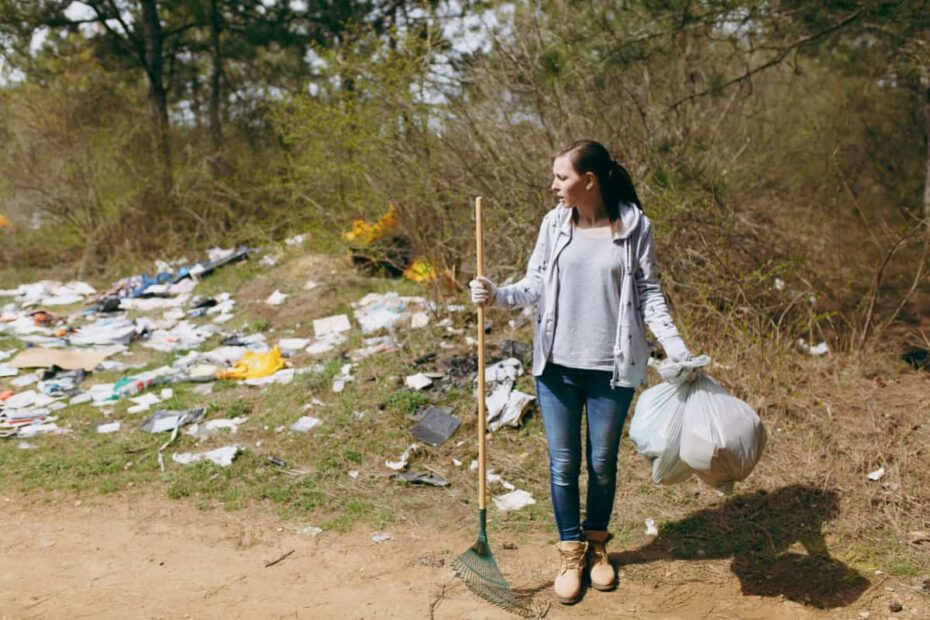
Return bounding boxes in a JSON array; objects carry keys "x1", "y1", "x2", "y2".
[{"x1": 535, "y1": 362, "x2": 635, "y2": 541}]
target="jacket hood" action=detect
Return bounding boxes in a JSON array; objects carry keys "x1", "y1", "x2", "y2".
[
  {"x1": 553, "y1": 201, "x2": 643, "y2": 242},
  {"x1": 613, "y1": 201, "x2": 643, "y2": 241}
]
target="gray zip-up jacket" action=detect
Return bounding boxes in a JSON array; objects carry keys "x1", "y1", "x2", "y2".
[{"x1": 494, "y1": 202, "x2": 686, "y2": 388}]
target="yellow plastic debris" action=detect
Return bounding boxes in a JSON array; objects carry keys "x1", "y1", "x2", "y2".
[
  {"x1": 0, "y1": 214, "x2": 9, "y2": 229},
  {"x1": 217, "y1": 346, "x2": 286, "y2": 380},
  {"x1": 404, "y1": 257, "x2": 438, "y2": 283},
  {"x1": 342, "y1": 204, "x2": 398, "y2": 245},
  {"x1": 403, "y1": 257, "x2": 457, "y2": 290}
]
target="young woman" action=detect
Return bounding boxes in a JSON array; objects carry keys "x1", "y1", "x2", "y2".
[{"x1": 469, "y1": 140, "x2": 692, "y2": 604}]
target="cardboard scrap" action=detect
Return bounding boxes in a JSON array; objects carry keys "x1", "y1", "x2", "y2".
[{"x1": 8, "y1": 347, "x2": 112, "y2": 371}]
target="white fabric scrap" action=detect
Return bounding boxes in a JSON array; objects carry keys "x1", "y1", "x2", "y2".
[
  {"x1": 493, "y1": 489, "x2": 536, "y2": 512},
  {"x1": 172, "y1": 445, "x2": 242, "y2": 467}
]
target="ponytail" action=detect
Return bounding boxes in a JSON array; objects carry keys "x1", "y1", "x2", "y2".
[{"x1": 556, "y1": 140, "x2": 642, "y2": 220}]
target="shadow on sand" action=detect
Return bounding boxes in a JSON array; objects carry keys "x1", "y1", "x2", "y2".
[{"x1": 614, "y1": 485, "x2": 869, "y2": 609}]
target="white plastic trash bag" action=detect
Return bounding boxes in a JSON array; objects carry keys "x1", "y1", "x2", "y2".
[
  {"x1": 629, "y1": 356, "x2": 767, "y2": 492},
  {"x1": 628, "y1": 370, "x2": 693, "y2": 484}
]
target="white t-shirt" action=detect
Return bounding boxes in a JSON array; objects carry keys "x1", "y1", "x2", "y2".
[{"x1": 549, "y1": 225, "x2": 622, "y2": 371}]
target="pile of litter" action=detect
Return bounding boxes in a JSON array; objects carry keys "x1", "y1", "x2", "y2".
[{"x1": 1, "y1": 247, "x2": 542, "y2": 512}]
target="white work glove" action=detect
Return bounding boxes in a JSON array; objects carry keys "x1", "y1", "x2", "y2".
[
  {"x1": 662, "y1": 336, "x2": 692, "y2": 363},
  {"x1": 469, "y1": 276, "x2": 498, "y2": 305}
]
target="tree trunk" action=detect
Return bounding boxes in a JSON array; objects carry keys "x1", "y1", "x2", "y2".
[
  {"x1": 141, "y1": 0, "x2": 173, "y2": 199},
  {"x1": 209, "y1": 0, "x2": 223, "y2": 153}
]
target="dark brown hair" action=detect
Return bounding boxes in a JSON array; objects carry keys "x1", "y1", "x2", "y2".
[{"x1": 556, "y1": 139, "x2": 642, "y2": 220}]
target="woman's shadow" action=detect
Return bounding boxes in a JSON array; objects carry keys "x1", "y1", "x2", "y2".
[{"x1": 614, "y1": 485, "x2": 869, "y2": 609}]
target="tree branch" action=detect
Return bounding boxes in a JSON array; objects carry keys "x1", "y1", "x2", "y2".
[{"x1": 669, "y1": 9, "x2": 865, "y2": 110}]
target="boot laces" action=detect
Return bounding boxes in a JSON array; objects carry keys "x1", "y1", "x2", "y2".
[
  {"x1": 559, "y1": 545, "x2": 587, "y2": 573},
  {"x1": 589, "y1": 541, "x2": 609, "y2": 562}
]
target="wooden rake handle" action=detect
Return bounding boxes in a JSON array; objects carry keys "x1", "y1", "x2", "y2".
[{"x1": 475, "y1": 196, "x2": 488, "y2": 510}]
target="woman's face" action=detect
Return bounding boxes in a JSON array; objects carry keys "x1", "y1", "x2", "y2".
[{"x1": 550, "y1": 154, "x2": 593, "y2": 208}]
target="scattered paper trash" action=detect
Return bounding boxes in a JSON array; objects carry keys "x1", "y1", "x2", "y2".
[
  {"x1": 645, "y1": 518, "x2": 659, "y2": 536},
  {"x1": 303, "y1": 279, "x2": 317, "y2": 291},
  {"x1": 405, "y1": 373, "x2": 432, "y2": 390},
  {"x1": 139, "y1": 408, "x2": 206, "y2": 433},
  {"x1": 278, "y1": 338, "x2": 310, "y2": 356},
  {"x1": 410, "y1": 312, "x2": 430, "y2": 329},
  {"x1": 485, "y1": 358, "x2": 523, "y2": 383},
  {"x1": 172, "y1": 444, "x2": 242, "y2": 467},
  {"x1": 313, "y1": 314, "x2": 352, "y2": 337},
  {"x1": 185, "y1": 417, "x2": 248, "y2": 439},
  {"x1": 371, "y1": 532, "x2": 392, "y2": 543},
  {"x1": 96, "y1": 421, "x2": 121, "y2": 434},
  {"x1": 332, "y1": 363, "x2": 354, "y2": 393},
  {"x1": 486, "y1": 386, "x2": 535, "y2": 432},
  {"x1": 385, "y1": 443, "x2": 419, "y2": 471},
  {"x1": 266, "y1": 290, "x2": 289, "y2": 306},
  {"x1": 348, "y1": 470, "x2": 360, "y2": 479},
  {"x1": 867, "y1": 467, "x2": 885, "y2": 481},
  {"x1": 493, "y1": 489, "x2": 536, "y2": 512},
  {"x1": 11, "y1": 372, "x2": 39, "y2": 387},
  {"x1": 290, "y1": 416, "x2": 322, "y2": 433},
  {"x1": 486, "y1": 471, "x2": 515, "y2": 491}
]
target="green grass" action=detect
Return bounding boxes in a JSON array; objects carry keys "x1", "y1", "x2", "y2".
[{"x1": 2, "y1": 251, "x2": 929, "y2": 589}]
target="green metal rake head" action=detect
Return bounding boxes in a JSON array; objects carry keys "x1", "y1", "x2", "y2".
[{"x1": 450, "y1": 509, "x2": 539, "y2": 618}]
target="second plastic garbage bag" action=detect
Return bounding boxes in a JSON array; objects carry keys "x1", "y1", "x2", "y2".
[
  {"x1": 629, "y1": 355, "x2": 767, "y2": 492},
  {"x1": 217, "y1": 346, "x2": 285, "y2": 381}
]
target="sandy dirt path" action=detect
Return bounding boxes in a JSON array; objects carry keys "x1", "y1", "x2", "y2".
[{"x1": 0, "y1": 492, "x2": 922, "y2": 619}]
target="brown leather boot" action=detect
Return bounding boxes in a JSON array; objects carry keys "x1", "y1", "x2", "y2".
[
  {"x1": 583, "y1": 530, "x2": 617, "y2": 591},
  {"x1": 554, "y1": 540, "x2": 588, "y2": 604}
]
